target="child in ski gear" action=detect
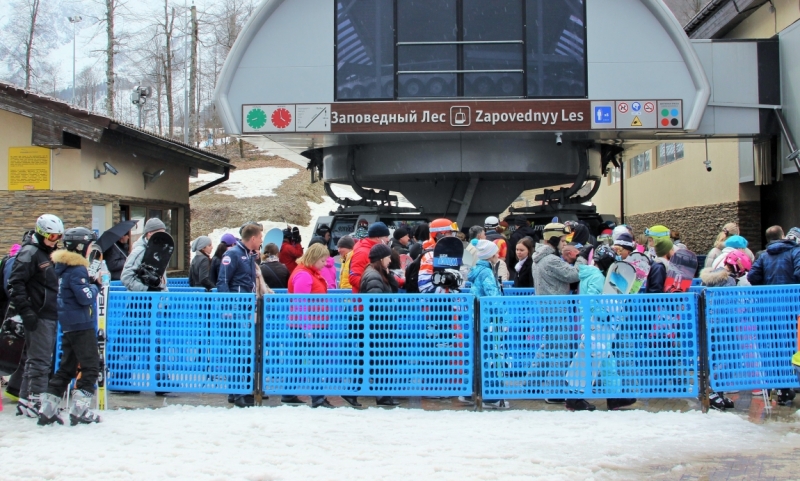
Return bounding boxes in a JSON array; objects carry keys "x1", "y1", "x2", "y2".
[
  {"x1": 38, "y1": 227, "x2": 102, "y2": 426},
  {"x1": 646, "y1": 236, "x2": 673, "y2": 293},
  {"x1": 8, "y1": 214, "x2": 63, "y2": 418},
  {"x1": 613, "y1": 233, "x2": 635, "y2": 261}
]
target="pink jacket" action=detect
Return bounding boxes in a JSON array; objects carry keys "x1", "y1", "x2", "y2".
[{"x1": 320, "y1": 257, "x2": 337, "y2": 289}]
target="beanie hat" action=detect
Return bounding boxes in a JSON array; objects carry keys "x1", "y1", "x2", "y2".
[
  {"x1": 368, "y1": 243, "x2": 393, "y2": 262},
  {"x1": 612, "y1": 225, "x2": 631, "y2": 242},
  {"x1": 724, "y1": 235, "x2": 748, "y2": 249},
  {"x1": 654, "y1": 237, "x2": 674, "y2": 257},
  {"x1": 645, "y1": 225, "x2": 670, "y2": 239},
  {"x1": 220, "y1": 233, "x2": 238, "y2": 246},
  {"x1": 393, "y1": 227, "x2": 409, "y2": 241},
  {"x1": 337, "y1": 235, "x2": 355, "y2": 249},
  {"x1": 613, "y1": 232, "x2": 635, "y2": 251},
  {"x1": 543, "y1": 223, "x2": 567, "y2": 241},
  {"x1": 143, "y1": 218, "x2": 166, "y2": 235},
  {"x1": 787, "y1": 227, "x2": 800, "y2": 242},
  {"x1": 367, "y1": 222, "x2": 390, "y2": 238},
  {"x1": 484, "y1": 216, "x2": 500, "y2": 230},
  {"x1": 191, "y1": 235, "x2": 212, "y2": 253},
  {"x1": 514, "y1": 215, "x2": 527, "y2": 227},
  {"x1": 472, "y1": 239, "x2": 499, "y2": 260}
]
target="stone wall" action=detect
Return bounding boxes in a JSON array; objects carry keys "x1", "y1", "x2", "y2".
[
  {"x1": 625, "y1": 201, "x2": 762, "y2": 254},
  {"x1": 0, "y1": 190, "x2": 190, "y2": 273}
]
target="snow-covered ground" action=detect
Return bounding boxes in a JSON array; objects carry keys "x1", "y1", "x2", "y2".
[
  {"x1": 0, "y1": 405, "x2": 797, "y2": 480},
  {"x1": 192, "y1": 167, "x2": 298, "y2": 199}
]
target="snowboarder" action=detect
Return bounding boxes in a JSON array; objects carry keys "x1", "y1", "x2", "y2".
[
  {"x1": 419, "y1": 219, "x2": 461, "y2": 294},
  {"x1": 7, "y1": 214, "x2": 64, "y2": 418},
  {"x1": 121, "y1": 218, "x2": 169, "y2": 292},
  {"x1": 38, "y1": 227, "x2": 103, "y2": 426}
]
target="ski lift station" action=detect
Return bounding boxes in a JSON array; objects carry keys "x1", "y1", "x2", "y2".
[{"x1": 215, "y1": 0, "x2": 800, "y2": 248}]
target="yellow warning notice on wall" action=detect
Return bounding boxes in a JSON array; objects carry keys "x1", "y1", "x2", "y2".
[
  {"x1": 8, "y1": 147, "x2": 51, "y2": 191},
  {"x1": 631, "y1": 116, "x2": 643, "y2": 127}
]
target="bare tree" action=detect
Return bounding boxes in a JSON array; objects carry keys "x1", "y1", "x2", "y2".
[
  {"x1": 162, "y1": 1, "x2": 178, "y2": 138},
  {"x1": 189, "y1": 4, "x2": 198, "y2": 146}
]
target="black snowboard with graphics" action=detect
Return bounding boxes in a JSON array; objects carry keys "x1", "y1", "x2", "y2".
[
  {"x1": 0, "y1": 313, "x2": 24, "y2": 376},
  {"x1": 136, "y1": 232, "x2": 175, "y2": 288},
  {"x1": 432, "y1": 237, "x2": 464, "y2": 291}
]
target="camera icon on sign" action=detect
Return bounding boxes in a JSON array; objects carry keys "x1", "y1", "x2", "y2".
[{"x1": 450, "y1": 106, "x2": 471, "y2": 127}]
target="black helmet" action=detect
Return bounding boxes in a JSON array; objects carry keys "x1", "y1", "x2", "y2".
[
  {"x1": 63, "y1": 227, "x2": 96, "y2": 255},
  {"x1": 593, "y1": 245, "x2": 617, "y2": 275}
]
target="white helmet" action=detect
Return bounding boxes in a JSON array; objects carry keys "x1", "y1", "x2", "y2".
[
  {"x1": 484, "y1": 216, "x2": 500, "y2": 230},
  {"x1": 35, "y1": 214, "x2": 65, "y2": 237}
]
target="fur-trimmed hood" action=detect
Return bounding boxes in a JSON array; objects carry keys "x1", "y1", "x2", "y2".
[
  {"x1": 700, "y1": 267, "x2": 735, "y2": 287},
  {"x1": 51, "y1": 249, "x2": 89, "y2": 267}
]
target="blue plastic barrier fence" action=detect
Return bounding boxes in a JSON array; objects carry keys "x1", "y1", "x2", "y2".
[
  {"x1": 105, "y1": 291, "x2": 256, "y2": 393},
  {"x1": 504, "y1": 288, "x2": 535, "y2": 296},
  {"x1": 479, "y1": 293, "x2": 699, "y2": 399},
  {"x1": 503, "y1": 281, "x2": 514, "y2": 288},
  {"x1": 705, "y1": 286, "x2": 800, "y2": 391},
  {"x1": 691, "y1": 278, "x2": 702, "y2": 286},
  {"x1": 167, "y1": 277, "x2": 190, "y2": 287},
  {"x1": 110, "y1": 280, "x2": 123, "y2": 287},
  {"x1": 262, "y1": 293, "x2": 474, "y2": 396},
  {"x1": 109, "y1": 286, "x2": 209, "y2": 293}
]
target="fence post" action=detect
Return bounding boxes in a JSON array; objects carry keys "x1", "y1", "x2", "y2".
[
  {"x1": 473, "y1": 296, "x2": 483, "y2": 411},
  {"x1": 696, "y1": 291, "x2": 709, "y2": 413},
  {"x1": 254, "y1": 295, "x2": 264, "y2": 406}
]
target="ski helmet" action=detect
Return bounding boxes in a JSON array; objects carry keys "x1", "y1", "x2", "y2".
[
  {"x1": 430, "y1": 218, "x2": 457, "y2": 241},
  {"x1": 787, "y1": 227, "x2": 800, "y2": 243},
  {"x1": 35, "y1": 214, "x2": 64, "y2": 238},
  {"x1": 484, "y1": 216, "x2": 500, "y2": 230},
  {"x1": 593, "y1": 245, "x2": 616, "y2": 274},
  {"x1": 63, "y1": 227, "x2": 96, "y2": 256},
  {"x1": 724, "y1": 250, "x2": 752, "y2": 278}
]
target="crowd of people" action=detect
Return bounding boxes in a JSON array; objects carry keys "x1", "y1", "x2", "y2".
[{"x1": 4, "y1": 211, "x2": 800, "y2": 421}]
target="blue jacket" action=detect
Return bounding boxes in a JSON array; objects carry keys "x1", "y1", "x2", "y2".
[
  {"x1": 747, "y1": 240, "x2": 800, "y2": 286},
  {"x1": 216, "y1": 241, "x2": 258, "y2": 293},
  {"x1": 467, "y1": 260, "x2": 502, "y2": 298},
  {"x1": 52, "y1": 250, "x2": 99, "y2": 333},
  {"x1": 578, "y1": 265, "x2": 605, "y2": 295}
]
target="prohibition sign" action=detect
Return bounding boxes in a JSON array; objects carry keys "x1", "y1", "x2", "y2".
[
  {"x1": 644, "y1": 102, "x2": 655, "y2": 113},
  {"x1": 618, "y1": 102, "x2": 629, "y2": 114}
]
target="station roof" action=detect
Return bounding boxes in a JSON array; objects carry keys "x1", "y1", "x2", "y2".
[
  {"x1": 0, "y1": 82, "x2": 233, "y2": 175},
  {"x1": 684, "y1": 0, "x2": 770, "y2": 38}
]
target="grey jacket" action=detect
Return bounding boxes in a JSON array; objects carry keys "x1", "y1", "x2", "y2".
[
  {"x1": 531, "y1": 243, "x2": 583, "y2": 296},
  {"x1": 121, "y1": 236, "x2": 168, "y2": 292}
]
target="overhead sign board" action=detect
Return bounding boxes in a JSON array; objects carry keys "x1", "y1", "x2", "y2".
[
  {"x1": 244, "y1": 100, "x2": 591, "y2": 133},
  {"x1": 615, "y1": 100, "x2": 657, "y2": 129},
  {"x1": 8, "y1": 147, "x2": 50, "y2": 191}
]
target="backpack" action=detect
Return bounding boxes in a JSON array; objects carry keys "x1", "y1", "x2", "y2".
[{"x1": 404, "y1": 248, "x2": 433, "y2": 293}]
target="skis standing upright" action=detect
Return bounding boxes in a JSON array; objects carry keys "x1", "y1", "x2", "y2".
[{"x1": 86, "y1": 244, "x2": 109, "y2": 410}]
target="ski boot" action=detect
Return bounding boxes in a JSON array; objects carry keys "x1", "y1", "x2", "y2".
[
  {"x1": 776, "y1": 388, "x2": 795, "y2": 406},
  {"x1": 708, "y1": 392, "x2": 728, "y2": 411},
  {"x1": 565, "y1": 399, "x2": 596, "y2": 411},
  {"x1": 16, "y1": 395, "x2": 39, "y2": 418},
  {"x1": 37, "y1": 393, "x2": 64, "y2": 426},
  {"x1": 606, "y1": 398, "x2": 637, "y2": 410},
  {"x1": 68, "y1": 389, "x2": 101, "y2": 425}
]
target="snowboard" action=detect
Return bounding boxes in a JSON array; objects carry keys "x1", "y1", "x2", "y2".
[
  {"x1": 432, "y1": 237, "x2": 464, "y2": 291},
  {"x1": 136, "y1": 232, "x2": 175, "y2": 288},
  {"x1": 262, "y1": 228, "x2": 283, "y2": 252},
  {"x1": 626, "y1": 252, "x2": 652, "y2": 294},
  {"x1": 664, "y1": 249, "x2": 698, "y2": 293},
  {"x1": 0, "y1": 314, "x2": 24, "y2": 376},
  {"x1": 603, "y1": 261, "x2": 637, "y2": 295}
]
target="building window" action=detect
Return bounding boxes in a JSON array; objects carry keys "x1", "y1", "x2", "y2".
[
  {"x1": 335, "y1": 0, "x2": 587, "y2": 100},
  {"x1": 630, "y1": 150, "x2": 651, "y2": 177},
  {"x1": 657, "y1": 143, "x2": 684, "y2": 167},
  {"x1": 609, "y1": 166, "x2": 621, "y2": 184},
  {"x1": 125, "y1": 204, "x2": 180, "y2": 269}
]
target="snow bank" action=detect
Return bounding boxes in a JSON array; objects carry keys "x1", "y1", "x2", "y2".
[
  {"x1": 0, "y1": 406, "x2": 796, "y2": 480},
  {"x1": 191, "y1": 167, "x2": 298, "y2": 199}
]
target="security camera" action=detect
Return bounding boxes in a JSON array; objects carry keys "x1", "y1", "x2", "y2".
[
  {"x1": 704, "y1": 159, "x2": 712, "y2": 172},
  {"x1": 555, "y1": 132, "x2": 563, "y2": 146},
  {"x1": 103, "y1": 162, "x2": 118, "y2": 175}
]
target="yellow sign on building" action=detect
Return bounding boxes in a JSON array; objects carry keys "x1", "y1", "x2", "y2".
[{"x1": 8, "y1": 147, "x2": 50, "y2": 190}]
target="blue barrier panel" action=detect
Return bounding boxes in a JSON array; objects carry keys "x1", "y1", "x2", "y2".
[
  {"x1": 110, "y1": 280, "x2": 123, "y2": 287},
  {"x1": 504, "y1": 288, "x2": 535, "y2": 296},
  {"x1": 479, "y1": 293, "x2": 699, "y2": 399},
  {"x1": 706, "y1": 285, "x2": 800, "y2": 391},
  {"x1": 688, "y1": 286, "x2": 705, "y2": 294},
  {"x1": 109, "y1": 286, "x2": 210, "y2": 293},
  {"x1": 691, "y1": 278, "x2": 702, "y2": 286},
  {"x1": 262, "y1": 294, "x2": 474, "y2": 396},
  {"x1": 167, "y1": 277, "x2": 190, "y2": 287},
  {"x1": 106, "y1": 291, "x2": 256, "y2": 394},
  {"x1": 503, "y1": 281, "x2": 514, "y2": 288}
]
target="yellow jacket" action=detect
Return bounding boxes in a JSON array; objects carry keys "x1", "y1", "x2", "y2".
[{"x1": 339, "y1": 251, "x2": 353, "y2": 289}]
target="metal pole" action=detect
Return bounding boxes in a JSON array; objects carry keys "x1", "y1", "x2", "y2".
[
  {"x1": 68, "y1": 16, "x2": 82, "y2": 105},
  {"x1": 473, "y1": 296, "x2": 483, "y2": 411},
  {"x1": 183, "y1": 0, "x2": 189, "y2": 144}
]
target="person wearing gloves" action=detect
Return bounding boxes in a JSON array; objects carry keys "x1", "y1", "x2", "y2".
[
  {"x1": 512, "y1": 237, "x2": 535, "y2": 288},
  {"x1": 531, "y1": 223, "x2": 587, "y2": 296},
  {"x1": 309, "y1": 237, "x2": 337, "y2": 289},
  {"x1": 646, "y1": 236, "x2": 674, "y2": 293},
  {"x1": 467, "y1": 239, "x2": 510, "y2": 409},
  {"x1": 279, "y1": 226, "x2": 304, "y2": 274},
  {"x1": 189, "y1": 236, "x2": 215, "y2": 291},
  {"x1": 121, "y1": 218, "x2": 169, "y2": 292},
  {"x1": 612, "y1": 232, "x2": 636, "y2": 261}
]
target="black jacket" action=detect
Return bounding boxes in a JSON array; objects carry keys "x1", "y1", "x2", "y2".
[
  {"x1": 513, "y1": 257, "x2": 534, "y2": 288},
  {"x1": 189, "y1": 253, "x2": 215, "y2": 290},
  {"x1": 260, "y1": 260, "x2": 290, "y2": 289},
  {"x1": 7, "y1": 239, "x2": 59, "y2": 320},
  {"x1": 360, "y1": 265, "x2": 399, "y2": 293},
  {"x1": 646, "y1": 261, "x2": 668, "y2": 293},
  {"x1": 507, "y1": 226, "x2": 538, "y2": 280},
  {"x1": 390, "y1": 239, "x2": 410, "y2": 255},
  {"x1": 103, "y1": 242, "x2": 128, "y2": 281},
  {"x1": 210, "y1": 256, "x2": 222, "y2": 286}
]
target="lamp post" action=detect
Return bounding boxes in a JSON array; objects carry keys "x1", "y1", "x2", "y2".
[{"x1": 68, "y1": 16, "x2": 82, "y2": 105}]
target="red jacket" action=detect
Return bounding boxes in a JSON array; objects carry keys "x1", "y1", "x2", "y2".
[
  {"x1": 279, "y1": 240, "x2": 303, "y2": 273},
  {"x1": 349, "y1": 237, "x2": 382, "y2": 293}
]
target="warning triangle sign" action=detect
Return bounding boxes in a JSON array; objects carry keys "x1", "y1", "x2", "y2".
[{"x1": 631, "y1": 116, "x2": 643, "y2": 127}]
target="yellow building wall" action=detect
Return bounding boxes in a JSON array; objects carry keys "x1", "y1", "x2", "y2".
[
  {"x1": 726, "y1": 0, "x2": 800, "y2": 39},
  {"x1": 0, "y1": 109, "x2": 35, "y2": 190},
  {"x1": 592, "y1": 140, "x2": 741, "y2": 219}
]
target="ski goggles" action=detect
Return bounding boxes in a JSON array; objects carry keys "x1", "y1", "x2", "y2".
[
  {"x1": 543, "y1": 224, "x2": 572, "y2": 236},
  {"x1": 44, "y1": 233, "x2": 63, "y2": 242}
]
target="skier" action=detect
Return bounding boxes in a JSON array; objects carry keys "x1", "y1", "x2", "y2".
[
  {"x1": 7, "y1": 214, "x2": 64, "y2": 417},
  {"x1": 121, "y1": 218, "x2": 168, "y2": 292},
  {"x1": 700, "y1": 249, "x2": 752, "y2": 410},
  {"x1": 467, "y1": 239, "x2": 510, "y2": 409},
  {"x1": 37, "y1": 227, "x2": 102, "y2": 426},
  {"x1": 418, "y1": 218, "x2": 461, "y2": 294},
  {"x1": 189, "y1": 236, "x2": 215, "y2": 291},
  {"x1": 1, "y1": 239, "x2": 24, "y2": 401},
  {"x1": 279, "y1": 226, "x2": 304, "y2": 274},
  {"x1": 612, "y1": 232, "x2": 636, "y2": 261}
]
